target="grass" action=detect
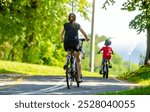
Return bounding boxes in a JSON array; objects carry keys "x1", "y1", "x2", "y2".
[
  {"x1": 1, "y1": 60, "x2": 150, "y2": 95},
  {"x1": 117, "y1": 66, "x2": 150, "y2": 86},
  {"x1": 0, "y1": 60, "x2": 100, "y2": 77},
  {"x1": 100, "y1": 86, "x2": 150, "y2": 95},
  {"x1": 98, "y1": 65, "x2": 150, "y2": 95}
]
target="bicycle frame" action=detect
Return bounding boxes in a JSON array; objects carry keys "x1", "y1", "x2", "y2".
[
  {"x1": 103, "y1": 59, "x2": 109, "y2": 79},
  {"x1": 65, "y1": 49, "x2": 79, "y2": 89}
]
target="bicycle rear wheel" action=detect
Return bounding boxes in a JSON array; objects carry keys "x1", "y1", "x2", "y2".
[
  {"x1": 74, "y1": 63, "x2": 80, "y2": 87},
  {"x1": 103, "y1": 71, "x2": 108, "y2": 78},
  {"x1": 103, "y1": 62, "x2": 109, "y2": 79},
  {"x1": 66, "y1": 70, "x2": 73, "y2": 89}
]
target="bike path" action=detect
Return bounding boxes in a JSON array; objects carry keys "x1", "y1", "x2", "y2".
[{"x1": 0, "y1": 76, "x2": 138, "y2": 95}]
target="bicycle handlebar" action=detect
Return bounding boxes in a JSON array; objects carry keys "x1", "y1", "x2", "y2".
[
  {"x1": 79, "y1": 38, "x2": 90, "y2": 42},
  {"x1": 97, "y1": 52, "x2": 114, "y2": 55}
]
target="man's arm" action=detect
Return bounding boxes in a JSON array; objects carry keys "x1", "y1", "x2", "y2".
[{"x1": 79, "y1": 27, "x2": 89, "y2": 41}]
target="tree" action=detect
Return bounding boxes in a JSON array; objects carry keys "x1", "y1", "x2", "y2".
[
  {"x1": 0, "y1": 0, "x2": 90, "y2": 66},
  {"x1": 103, "y1": 0, "x2": 150, "y2": 65}
]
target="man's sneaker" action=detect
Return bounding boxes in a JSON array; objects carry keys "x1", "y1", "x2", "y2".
[
  {"x1": 78, "y1": 79, "x2": 83, "y2": 83},
  {"x1": 99, "y1": 70, "x2": 103, "y2": 74},
  {"x1": 63, "y1": 65, "x2": 67, "y2": 70}
]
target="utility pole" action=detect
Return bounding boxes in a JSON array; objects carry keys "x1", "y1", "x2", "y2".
[
  {"x1": 71, "y1": 0, "x2": 74, "y2": 13},
  {"x1": 90, "y1": 0, "x2": 96, "y2": 72}
]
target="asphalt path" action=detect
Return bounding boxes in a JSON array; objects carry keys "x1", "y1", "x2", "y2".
[{"x1": 0, "y1": 75, "x2": 138, "y2": 95}]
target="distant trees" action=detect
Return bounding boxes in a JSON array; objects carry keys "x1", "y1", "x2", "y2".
[{"x1": 103, "y1": 0, "x2": 150, "y2": 65}]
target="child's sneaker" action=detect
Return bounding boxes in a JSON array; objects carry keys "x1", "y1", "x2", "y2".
[
  {"x1": 99, "y1": 70, "x2": 103, "y2": 74},
  {"x1": 109, "y1": 64, "x2": 112, "y2": 68}
]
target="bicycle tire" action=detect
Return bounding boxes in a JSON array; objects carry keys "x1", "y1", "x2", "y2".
[
  {"x1": 66, "y1": 58, "x2": 73, "y2": 89},
  {"x1": 103, "y1": 61, "x2": 109, "y2": 79},
  {"x1": 66, "y1": 70, "x2": 73, "y2": 89},
  {"x1": 103, "y1": 70, "x2": 108, "y2": 79},
  {"x1": 74, "y1": 63, "x2": 80, "y2": 87},
  {"x1": 106, "y1": 64, "x2": 109, "y2": 78}
]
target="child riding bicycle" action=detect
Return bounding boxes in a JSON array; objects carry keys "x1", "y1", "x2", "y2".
[{"x1": 97, "y1": 39, "x2": 114, "y2": 74}]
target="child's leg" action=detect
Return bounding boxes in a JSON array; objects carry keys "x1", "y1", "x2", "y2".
[{"x1": 108, "y1": 59, "x2": 112, "y2": 68}]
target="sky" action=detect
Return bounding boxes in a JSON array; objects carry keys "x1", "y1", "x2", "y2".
[
  {"x1": 75, "y1": 0, "x2": 146, "y2": 64},
  {"x1": 76, "y1": 0, "x2": 146, "y2": 39}
]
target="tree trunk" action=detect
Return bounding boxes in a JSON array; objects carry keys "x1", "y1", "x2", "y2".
[
  {"x1": 144, "y1": 28, "x2": 150, "y2": 65},
  {"x1": 22, "y1": 33, "x2": 34, "y2": 62}
]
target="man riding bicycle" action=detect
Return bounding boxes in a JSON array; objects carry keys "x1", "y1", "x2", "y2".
[{"x1": 60, "y1": 13, "x2": 89, "y2": 82}]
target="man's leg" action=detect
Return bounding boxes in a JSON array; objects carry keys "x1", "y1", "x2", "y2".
[
  {"x1": 64, "y1": 51, "x2": 71, "y2": 69},
  {"x1": 74, "y1": 51, "x2": 82, "y2": 82}
]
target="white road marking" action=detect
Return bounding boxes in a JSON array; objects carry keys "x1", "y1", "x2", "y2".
[{"x1": 17, "y1": 78, "x2": 66, "y2": 95}]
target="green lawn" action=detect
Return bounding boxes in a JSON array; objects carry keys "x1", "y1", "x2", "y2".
[
  {"x1": 100, "y1": 85, "x2": 150, "y2": 95},
  {"x1": 1, "y1": 60, "x2": 150, "y2": 95},
  {"x1": 98, "y1": 65, "x2": 150, "y2": 95},
  {"x1": 117, "y1": 66, "x2": 150, "y2": 86},
  {"x1": 0, "y1": 60, "x2": 100, "y2": 77}
]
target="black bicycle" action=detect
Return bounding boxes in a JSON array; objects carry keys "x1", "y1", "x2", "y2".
[
  {"x1": 102, "y1": 59, "x2": 109, "y2": 79},
  {"x1": 65, "y1": 38, "x2": 85, "y2": 89}
]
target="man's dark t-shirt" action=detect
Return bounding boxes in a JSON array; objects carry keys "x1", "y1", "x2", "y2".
[
  {"x1": 63, "y1": 22, "x2": 81, "y2": 51},
  {"x1": 64, "y1": 22, "x2": 80, "y2": 41}
]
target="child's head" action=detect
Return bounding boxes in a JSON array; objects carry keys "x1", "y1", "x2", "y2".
[{"x1": 104, "y1": 39, "x2": 111, "y2": 46}]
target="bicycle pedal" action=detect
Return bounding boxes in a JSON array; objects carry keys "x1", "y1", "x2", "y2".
[{"x1": 99, "y1": 70, "x2": 103, "y2": 74}]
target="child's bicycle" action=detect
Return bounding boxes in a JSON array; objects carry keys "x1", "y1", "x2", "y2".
[
  {"x1": 98, "y1": 53, "x2": 113, "y2": 79},
  {"x1": 101, "y1": 59, "x2": 110, "y2": 79}
]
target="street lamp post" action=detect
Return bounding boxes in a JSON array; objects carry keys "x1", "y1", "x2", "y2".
[
  {"x1": 90, "y1": 0, "x2": 96, "y2": 72},
  {"x1": 128, "y1": 52, "x2": 132, "y2": 71}
]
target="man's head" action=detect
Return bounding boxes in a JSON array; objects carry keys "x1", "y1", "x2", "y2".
[{"x1": 68, "y1": 13, "x2": 76, "y2": 22}]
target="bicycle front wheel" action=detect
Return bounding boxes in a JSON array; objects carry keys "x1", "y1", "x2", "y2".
[{"x1": 103, "y1": 67, "x2": 109, "y2": 79}]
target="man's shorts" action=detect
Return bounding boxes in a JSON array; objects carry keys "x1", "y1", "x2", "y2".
[{"x1": 64, "y1": 39, "x2": 80, "y2": 51}]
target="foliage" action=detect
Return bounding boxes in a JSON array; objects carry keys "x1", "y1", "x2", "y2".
[
  {"x1": 103, "y1": 0, "x2": 150, "y2": 33},
  {"x1": 102, "y1": 0, "x2": 150, "y2": 65},
  {"x1": 0, "y1": 0, "x2": 90, "y2": 66},
  {"x1": 122, "y1": 0, "x2": 150, "y2": 33},
  {"x1": 102, "y1": 0, "x2": 115, "y2": 10}
]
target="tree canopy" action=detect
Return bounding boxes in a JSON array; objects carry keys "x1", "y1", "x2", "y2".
[
  {"x1": 0, "y1": 0, "x2": 90, "y2": 66},
  {"x1": 103, "y1": 0, "x2": 150, "y2": 64}
]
